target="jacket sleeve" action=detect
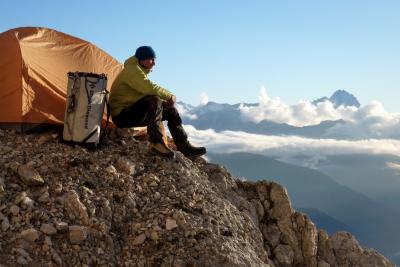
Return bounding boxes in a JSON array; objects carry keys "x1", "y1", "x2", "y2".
[{"x1": 124, "y1": 65, "x2": 173, "y2": 101}]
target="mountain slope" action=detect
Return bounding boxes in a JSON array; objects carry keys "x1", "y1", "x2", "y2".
[
  {"x1": 317, "y1": 154, "x2": 400, "y2": 208},
  {"x1": 0, "y1": 129, "x2": 394, "y2": 266},
  {"x1": 208, "y1": 152, "x2": 376, "y2": 225},
  {"x1": 296, "y1": 207, "x2": 355, "y2": 235},
  {"x1": 208, "y1": 152, "x2": 400, "y2": 264}
]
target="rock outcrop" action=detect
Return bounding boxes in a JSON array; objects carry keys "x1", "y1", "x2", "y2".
[{"x1": 0, "y1": 128, "x2": 394, "y2": 266}]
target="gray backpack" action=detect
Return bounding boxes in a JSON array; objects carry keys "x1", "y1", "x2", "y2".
[{"x1": 63, "y1": 72, "x2": 109, "y2": 147}]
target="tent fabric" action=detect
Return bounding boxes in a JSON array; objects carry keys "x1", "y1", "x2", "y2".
[{"x1": 0, "y1": 27, "x2": 123, "y2": 130}]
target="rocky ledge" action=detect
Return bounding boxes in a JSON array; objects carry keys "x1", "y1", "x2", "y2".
[{"x1": 0, "y1": 128, "x2": 394, "y2": 267}]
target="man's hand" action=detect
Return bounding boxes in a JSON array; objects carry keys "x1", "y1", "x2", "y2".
[{"x1": 164, "y1": 95, "x2": 176, "y2": 107}]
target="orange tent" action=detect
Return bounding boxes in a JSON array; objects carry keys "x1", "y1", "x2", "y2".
[{"x1": 0, "y1": 27, "x2": 123, "y2": 131}]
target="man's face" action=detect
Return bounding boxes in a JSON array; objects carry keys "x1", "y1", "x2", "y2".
[{"x1": 139, "y1": 58, "x2": 156, "y2": 70}]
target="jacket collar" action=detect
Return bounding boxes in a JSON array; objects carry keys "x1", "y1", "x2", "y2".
[{"x1": 125, "y1": 56, "x2": 151, "y2": 74}]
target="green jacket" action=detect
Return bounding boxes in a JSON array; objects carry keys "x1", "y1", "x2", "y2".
[{"x1": 110, "y1": 56, "x2": 173, "y2": 117}]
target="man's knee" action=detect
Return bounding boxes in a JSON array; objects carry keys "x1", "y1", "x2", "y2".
[{"x1": 144, "y1": 95, "x2": 162, "y2": 107}]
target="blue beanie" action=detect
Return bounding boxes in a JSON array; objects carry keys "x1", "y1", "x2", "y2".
[{"x1": 135, "y1": 46, "x2": 156, "y2": 61}]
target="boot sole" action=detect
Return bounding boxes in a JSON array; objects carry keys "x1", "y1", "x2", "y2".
[{"x1": 185, "y1": 151, "x2": 207, "y2": 159}]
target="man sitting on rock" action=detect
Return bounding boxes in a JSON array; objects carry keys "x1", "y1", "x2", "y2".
[{"x1": 110, "y1": 46, "x2": 206, "y2": 158}]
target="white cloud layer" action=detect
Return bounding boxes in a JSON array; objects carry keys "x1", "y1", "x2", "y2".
[
  {"x1": 386, "y1": 162, "x2": 400, "y2": 175},
  {"x1": 324, "y1": 101, "x2": 400, "y2": 139},
  {"x1": 185, "y1": 124, "x2": 400, "y2": 158},
  {"x1": 238, "y1": 86, "x2": 400, "y2": 139},
  {"x1": 200, "y1": 92, "x2": 209, "y2": 105},
  {"x1": 239, "y1": 86, "x2": 352, "y2": 126}
]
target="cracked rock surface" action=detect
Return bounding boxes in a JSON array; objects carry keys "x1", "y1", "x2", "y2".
[{"x1": 0, "y1": 128, "x2": 394, "y2": 267}]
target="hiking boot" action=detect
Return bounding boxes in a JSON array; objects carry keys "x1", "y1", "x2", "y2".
[
  {"x1": 149, "y1": 142, "x2": 175, "y2": 158},
  {"x1": 178, "y1": 143, "x2": 207, "y2": 158}
]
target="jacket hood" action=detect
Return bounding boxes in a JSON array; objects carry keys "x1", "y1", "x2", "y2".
[{"x1": 124, "y1": 56, "x2": 151, "y2": 74}]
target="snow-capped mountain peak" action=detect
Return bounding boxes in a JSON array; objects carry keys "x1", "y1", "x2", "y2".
[{"x1": 313, "y1": 90, "x2": 360, "y2": 108}]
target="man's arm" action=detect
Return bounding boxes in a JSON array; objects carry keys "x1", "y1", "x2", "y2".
[
  {"x1": 164, "y1": 95, "x2": 176, "y2": 107},
  {"x1": 125, "y1": 66, "x2": 173, "y2": 101}
]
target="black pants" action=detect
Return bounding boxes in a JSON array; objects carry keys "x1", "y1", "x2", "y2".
[{"x1": 112, "y1": 95, "x2": 188, "y2": 145}]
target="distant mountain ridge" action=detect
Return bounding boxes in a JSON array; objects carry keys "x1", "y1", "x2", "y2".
[{"x1": 179, "y1": 90, "x2": 360, "y2": 139}]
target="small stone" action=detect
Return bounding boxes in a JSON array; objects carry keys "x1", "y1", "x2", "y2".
[
  {"x1": 81, "y1": 186, "x2": 93, "y2": 195},
  {"x1": 63, "y1": 190, "x2": 89, "y2": 225},
  {"x1": 133, "y1": 233, "x2": 146, "y2": 245},
  {"x1": 44, "y1": 236, "x2": 53, "y2": 246},
  {"x1": 10, "y1": 205, "x2": 20, "y2": 216},
  {"x1": 9, "y1": 183, "x2": 21, "y2": 190},
  {"x1": 173, "y1": 259, "x2": 187, "y2": 267},
  {"x1": 16, "y1": 248, "x2": 29, "y2": 258},
  {"x1": 40, "y1": 223, "x2": 57, "y2": 235},
  {"x1": 21, "y1": 228, "x2": 40, "y2": 243},
  {"x1": 17, "y1": 256, "x2": 28, "y2": 265},
  {"x1": 116, "y1": 158, "x2": 135, "y2": 175},
  {"x1": 318, "y1": 260, "x2": 331, "y2": 267},
  {"x1": 17, "y1": 164, "x2": 45, "y2": 185},
  {"x1": 193, "y1": 193, "x2": 203, "y2": 202},
  {"x1": 150, "y1": 230, "x2": 159, "y2": 241},
  {"x1": 69, "y1": 226, "x2": 87, "y2": 244},
  {"x1": 133, "y1": 223, "x2": 141, "y2": 232},
  {"x1": 38, "y1": 191, "x2": 50, "y2": 203},
  {"x1": 42, "y1": 244, "x2": 50, "y2": 252},
  {"x1": 39, "y1": 165, "x2": 49, "y2": 174},
  {"x1": 21, "y1": 197, "x2": 35, "y2": 209},
  {"x1": 105, "y1": 165, "x2": 117, "y2": 174},
  {"x1": 149, "y1": 181, "x2": 158, "y2": 187},
  {"x1": 1, "y1": 217, "x2": 10, "y2": 231},
  {"x1": 38, "y1": 134, "x2": 52, "y2": 145},
  {"x1": 55, "y1": 221, "x2": 69, "y2": 232},
  {"x1": 166, "y1": 218, "x2": 178, "y2": 231},
  {"x1": 53, "y1": 183, "x2": 63, "y2": 195},
  {"x1": 52, "y1": 249, "x2": 63, "y2": 266},
  {"x1": 9, "y1": 162, "x2": 20, "y2": 172},
  {"x1": 154, "y1": 192, "x2": 161, "y2": 200},
  {"x1": 15, "y1": 192, "x2": 28, "y2": 204}
]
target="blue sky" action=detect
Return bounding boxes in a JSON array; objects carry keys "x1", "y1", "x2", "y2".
[{"x1": 1, "y1": 1, "x2": 400, "y2": 111}]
